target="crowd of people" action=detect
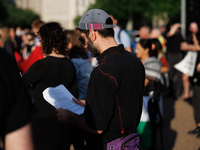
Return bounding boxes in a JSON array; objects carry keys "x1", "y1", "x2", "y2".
[{"x1": 0, "y1": 8, "x2": 200, "y2": 150}]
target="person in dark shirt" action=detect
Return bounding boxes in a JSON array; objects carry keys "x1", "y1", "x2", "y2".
[
  {"x1": 188, "y1": 51, "x2": 200, "y2": 137},
  {"x1": 194, "y1": 61, "x2": 200, "y2": 150},
  {"x1": 0, "y1": 27, "x2": 16, "y2": 58},
  {"x1": 166, "y1": 23, "x2": 184, "y2": 98},
  {"x1": 9, "y1": 27, "x2": 22, "y2": 55},
  {"x1": 23, "y1": 22, "x2": 78, "y2": 150},
  {"x1": 0, "y1": 48, "x2": 33, "y2": 150},
  {"x1": 187, "y1": 33, "x2": 200, "y2": 140},
  {"x1": 182, "y1": 22, "x2": 199, "y2": 100},
  {"x1": 56, "y1": 9, "x2": 145, "y2": 150}
]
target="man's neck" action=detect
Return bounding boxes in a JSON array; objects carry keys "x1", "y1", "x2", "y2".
[{"x1": 97, "y1": 37, "x2": 118, "y2": 54}]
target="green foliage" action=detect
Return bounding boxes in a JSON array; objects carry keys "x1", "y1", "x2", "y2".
[
  {"x1": 0, "y1": 0, "x2": 8, "y2": 22},
  {"x1": 74, "y1": 15, "x2": 82, "y2": 27},
  {"x1": 74, "y1": 0, "x2": 181, "y2": 29},
  {"x1": 0, "y1": 2, "x2": 40, "y2": 28},
  {"x1": 89, "y1": 0, "x2": 131, "y2": 27}
]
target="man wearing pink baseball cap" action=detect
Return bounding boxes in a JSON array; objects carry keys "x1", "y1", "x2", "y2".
[{"x1": 56, "y1": 9, "x2": 145, "y2": 150}]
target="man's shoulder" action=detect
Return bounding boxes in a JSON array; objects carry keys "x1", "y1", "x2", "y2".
[{"x1": 103, "y1": 50, "x2": 142, "y2": 69}]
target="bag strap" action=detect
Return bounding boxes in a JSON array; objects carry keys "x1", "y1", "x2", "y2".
[{"x1": 117, "y1": 28, "x2": 123, "y2": 43}]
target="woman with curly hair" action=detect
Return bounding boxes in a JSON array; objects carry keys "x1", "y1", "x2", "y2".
[{"x1": 23, "y1": 22, "x2": 78, "y2": 150}]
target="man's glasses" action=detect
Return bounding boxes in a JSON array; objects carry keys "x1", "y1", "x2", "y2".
[{"x1": 79, "y1": 37, "x2": 85, "y2": 45}]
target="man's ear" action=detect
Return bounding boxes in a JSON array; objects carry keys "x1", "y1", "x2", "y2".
[{"x1": 89, "y1": 29, "x2": 96, "y2": 41}]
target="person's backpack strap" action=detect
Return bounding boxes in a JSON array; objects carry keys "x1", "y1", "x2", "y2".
[{"x1": 118, "y1": 28, "x2": 123, "y2": 43}]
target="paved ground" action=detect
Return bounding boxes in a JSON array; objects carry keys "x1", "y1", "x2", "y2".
[
  {"x1": 70, "y1": 92, "x2": 200, "y2": 150},
  {"x1": 159, "y1": 93, "x2": 200, "y2": 150}
]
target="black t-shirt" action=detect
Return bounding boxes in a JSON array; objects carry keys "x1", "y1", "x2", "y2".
[
  {"x1": 186, "y1": 34, "x2": 193, "y2": 45},
  {"x1": 0, "y1": 48, "x2": 32, "y2": 141},
  {"x1": 84, "y1": 45, "x2": 145, "y2": 149},
  {"x1": 166, "y1": 32, "x2": 184, "y2": 53},
  {"x1": 186, "y1": 32, "x2": 200, "y2": 45},
  {"x1": 4, "y1": 39, "x2": 16, "y2": 58},
  {"x1": 15, "y1": 36, "x2": 22, "y2": 54},
  {"x1": 23, "y1": 56, "x2": 78, "y2": 118}
]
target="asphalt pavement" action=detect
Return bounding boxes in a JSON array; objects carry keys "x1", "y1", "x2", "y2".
[{"x1": 157, "y1": 93, "x2": 200, "y2": 150}]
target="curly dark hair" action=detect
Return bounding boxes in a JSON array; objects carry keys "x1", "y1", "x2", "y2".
[{"x1": 38, "y1": 22, "x2": 68, "y2": 55}]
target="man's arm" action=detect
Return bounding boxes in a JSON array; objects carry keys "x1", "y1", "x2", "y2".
[
  {"x1": 166, "y1": 23, "x2": 181, "y2": 38},
  {"x1": 56, "y1": 108, "x2": 103, "y2": 134},
  {"x1": 180, "y1": 42, "x2": 198, "y2": 51},
  {"x1": 5, "y1": 123, "x2": 33, "y2": 150},
  {"x1": 181, "y1": 34, "x2": 200, "y2": 51}
]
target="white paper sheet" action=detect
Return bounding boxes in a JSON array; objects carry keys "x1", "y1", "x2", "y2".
[
  {"x1": 174, "y1": 51, "x2": 197, "y2": 77},
  {"x1": 42, "y1": 84, "x2": 84, "y2": 115}
]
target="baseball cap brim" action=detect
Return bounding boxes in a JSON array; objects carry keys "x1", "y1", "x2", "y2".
[
  {"x1": 78, "y1": 23, "x2": 115, "y2": 30},
  {"x1": 78, "y1": 9, "x2": 115, "y2": 30}
]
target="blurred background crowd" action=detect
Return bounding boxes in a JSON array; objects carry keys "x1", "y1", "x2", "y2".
[{"x1": 1, "y1": 0, "x2": 200, "y2": 150}]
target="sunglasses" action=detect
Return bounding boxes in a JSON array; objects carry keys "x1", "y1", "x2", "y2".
[{"x1": 79, "y1": 36, "x2": 85, "y2": 45}]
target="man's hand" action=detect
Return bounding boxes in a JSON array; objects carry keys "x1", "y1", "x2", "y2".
[
  {"x1": 72, "y1": 98, "x2": 86, "y2": 107},
  {"x1": 197, "y1": 63, "x2": 200, "y2": 72},
  {"x1": 56, "y1": 108, "x2": 74, "y2": 124}
]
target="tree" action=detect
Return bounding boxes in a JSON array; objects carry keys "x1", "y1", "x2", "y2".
[
  {"x1": 147, "y1": 0, "x2": 181, "y2": 28},
  {"x1": 74, "y1": 15, "x2": 82, "y2": 27},
  {"x1": 0, "y1": 2, "x2": 40, "y2": 28},
  {"x1": 74, "y1": 0, "x2": 181, "y2": 29},
  {"x1": 0, "y1": 0, "x2": 8, "y2": 23}
]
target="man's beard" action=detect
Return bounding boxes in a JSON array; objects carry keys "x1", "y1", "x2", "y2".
[{"x1": 87, "y1": 37, "x2": 100, "y2": 57}]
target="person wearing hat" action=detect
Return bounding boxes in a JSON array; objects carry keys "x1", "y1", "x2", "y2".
[{"x1": 56, "y1": 9, "x2": 145, "y2": 149}]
